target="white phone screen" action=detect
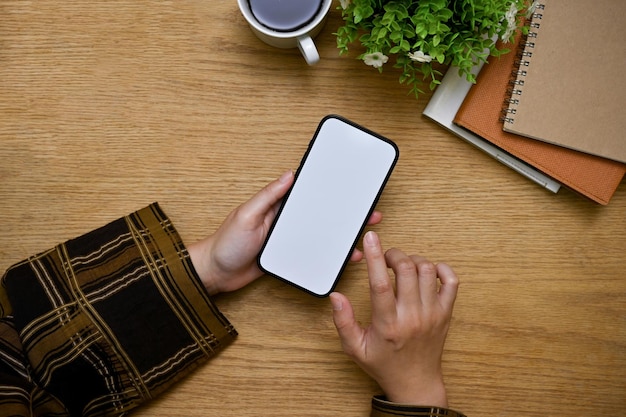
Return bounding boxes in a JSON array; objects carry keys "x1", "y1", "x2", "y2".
[{"x1": 258, "y1": 115, "x2": 399, "y2": 297}]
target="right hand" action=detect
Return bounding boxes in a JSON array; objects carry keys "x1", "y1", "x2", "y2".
[{"x1": 330, "y1": 231, "x2": 459, "y2": 407}]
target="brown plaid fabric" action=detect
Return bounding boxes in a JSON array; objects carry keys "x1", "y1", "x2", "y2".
[
  {"x1": 0, "y1": 203, "x2": 237, "y2": 416},
  {"x1": 371, "y1": 396, "x2": 466, "y2": 417},
  {"x1": 0, "y1": 203, "x2": 465, "y2": 417}
]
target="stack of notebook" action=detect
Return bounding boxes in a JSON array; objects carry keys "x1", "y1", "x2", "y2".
[{"x1": 423, "y1": 0, "x2": 626, "y2": 205}]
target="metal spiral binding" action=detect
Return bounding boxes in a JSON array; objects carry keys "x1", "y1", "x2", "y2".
[{"x1": 500, "y1": 2, "x2": 545, "y2": 124}]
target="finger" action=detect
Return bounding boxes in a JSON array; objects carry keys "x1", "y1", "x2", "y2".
[
  {"x1": 366, "y1": 210, "x2": 383, "y2": 226},
  {"x1": 364, "y1": 231, "x2": 396, "y2": 324},
  {"x1": 349, "y1": 248, "x2": 364, "y2": 262},
  {"x1": 436, "y1": 262, "x2": 460, "y2": 312},
  {"x1": 386, "y1": 249, "x2": 419, "y2": 309},
  {"x1": 415, "y1": 259, "x2": 439, "y2": 306},
  {"x1": 241, "y1": 170, "x2": 294, "y2": 224},
  {"x1": 330, "y1": 292, "x2": 364, "y2": 358},
  {"x1": 350, "y1": 210, "x2": 382, "y2": 262}
]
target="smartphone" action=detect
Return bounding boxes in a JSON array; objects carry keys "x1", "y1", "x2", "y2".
[{"x1": 257, "y1": 115, "x2": 399, "y2": 297}]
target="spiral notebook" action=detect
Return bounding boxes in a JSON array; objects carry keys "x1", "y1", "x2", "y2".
[
  {"x1": 454, "y1": 31, "x2": 625, "y2": 205},
  {"x1": 502, "y1": 0, "x2": 626, "y2": 164}
]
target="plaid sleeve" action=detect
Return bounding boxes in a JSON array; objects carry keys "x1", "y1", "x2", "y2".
[
  {"x1": 371, "y1": 396, "x2": 466, "y2": 417},
  {"x1": 0, "y1": 203, "x2": 237, "y2": 416}
]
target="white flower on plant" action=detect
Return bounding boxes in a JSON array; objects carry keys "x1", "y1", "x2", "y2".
[
  {"x1": 339, "y1": 0, "x2": 351, "y2": 9},
  {"x1": 501, "y1": 2, "x2": 519, "y2": 40},
  {"x1": 505, "y1": 2, "x2": 518, "y2": 22},
  {"x1": 408, "y1": 50, "x2": 433, "y2": 63},
  {"x1": 526, "y1": 1, "x2": 539, "y2": 18},
  {"x1": 363, "y1": 52, "x2": 388, "y2": 68}
]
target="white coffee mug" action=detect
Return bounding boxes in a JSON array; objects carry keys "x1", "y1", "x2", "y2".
[{"x1": 237, "y1": 0, "x2": 333, "y2": 65}]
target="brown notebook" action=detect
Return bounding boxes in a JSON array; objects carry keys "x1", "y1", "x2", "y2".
[
  {"x1": 454, "y1": 31, "x2": 625, "y2": 205},
  {"x1": 502, "y1": 0, "x2": 626, "y2": 163}
]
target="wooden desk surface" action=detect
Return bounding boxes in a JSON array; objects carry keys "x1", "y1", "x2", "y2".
[{"x1": 1, "y1": 2, "x2": 624, "y2": 415}]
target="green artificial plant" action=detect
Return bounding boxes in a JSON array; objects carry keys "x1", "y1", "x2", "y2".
[{"x1": 336, "y1": 0, "x2": 537, "y2": 98}]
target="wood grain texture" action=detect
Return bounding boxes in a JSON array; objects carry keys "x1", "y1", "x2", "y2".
[{"x1": 1, "y1": 2, "x2": 624, "y2": 416}]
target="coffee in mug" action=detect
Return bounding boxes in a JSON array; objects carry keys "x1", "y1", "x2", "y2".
[
  {"x1": 248, "y1": 0, "x2": 323, "y2": 32},
  {"x1": 237, "y1": 0, "x2": 332, "y2": 65}
]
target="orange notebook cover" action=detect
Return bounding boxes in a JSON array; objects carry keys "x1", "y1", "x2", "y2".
[{"x1": 454, "y1": 33, "x2": 625, "y2": 205}]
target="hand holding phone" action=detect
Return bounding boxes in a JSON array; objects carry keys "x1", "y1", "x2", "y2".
[{"x1": 258, "y1": 115, "x2": 399, "y2": 296}]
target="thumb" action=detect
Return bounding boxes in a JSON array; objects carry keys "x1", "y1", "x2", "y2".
[
  {"x1": 330, "y1": 292, "x2": 363, "y2": 356},
  {"x1": 243, "y1": 170, "x2": 294, "y2": 219}
]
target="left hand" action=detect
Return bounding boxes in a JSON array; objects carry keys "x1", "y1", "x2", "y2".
[{"x1": 188, "y1": 170, "x2": 383, "y2": 295}]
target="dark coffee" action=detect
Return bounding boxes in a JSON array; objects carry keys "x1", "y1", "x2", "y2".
[{"x1": 248, "y1": 0, "x2": 323, "y2": 32}]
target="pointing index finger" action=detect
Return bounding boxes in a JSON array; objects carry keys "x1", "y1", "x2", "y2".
[{"x1": 364, "y1": 231, "x2": 397, "y2": 325}]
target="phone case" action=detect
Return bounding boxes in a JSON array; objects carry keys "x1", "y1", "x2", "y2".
[{"x1": 257, "y1": 115, "x2": 399, "y2": 297}]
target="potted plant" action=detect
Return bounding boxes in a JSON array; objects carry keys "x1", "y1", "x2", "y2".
[{"x1": 336, "y1": 0, "x2": 537, "y2": 98}]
